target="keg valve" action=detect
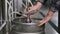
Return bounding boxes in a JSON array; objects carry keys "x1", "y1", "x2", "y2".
[{"x1": 27, "y1": 14, "x2": 32, "y2": 23}]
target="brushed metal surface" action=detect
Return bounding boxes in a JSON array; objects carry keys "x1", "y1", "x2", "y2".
[
  {"x1": 13, "y1": 31, "x2": 44, "y2": 34},
  {"x1": 12, "y1": 17, "x2": 45, "y2": 33}
]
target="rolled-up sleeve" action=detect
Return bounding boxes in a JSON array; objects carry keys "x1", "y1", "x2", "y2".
[
  {"x1": 50, "y1": 0, "x2": 60, "y2": 12},
  {"x1": 50, "y1": 5, "x2": 58, "y2": 12}
]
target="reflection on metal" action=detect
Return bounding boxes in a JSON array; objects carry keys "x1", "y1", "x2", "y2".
[
  {"x1": 5, "y1": 0, "x2": 8, "y2": 34},
  {"x1": 0, "y1": 0, "x2": 5, "y2": 31},
  {"x1": 28, "y1": 0, "x2": 33, "y2": 6},
  {"x1": 5, "y1": 0, "x2": 13, "y2": 34},
  {"x1": 0, "y1": 21, "x2": 6, "y2": 31},
  {"x1": 0, "y1": 0, "x2": 3, "y2": 30},
  {"x1": 13, "y1": 31, "x2": 44, "y2": 34},
  {"x1": 1, "y1": 9, "x2": 2, "y2": 25}
]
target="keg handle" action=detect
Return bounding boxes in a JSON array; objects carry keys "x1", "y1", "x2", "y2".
[{"x1": 27, "y1": 14, "x2": 32, "y2": 23}]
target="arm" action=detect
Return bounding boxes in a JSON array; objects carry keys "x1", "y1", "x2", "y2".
[
  {"x1": 38, "y1": 9, "x2": 54, "y2": 26},
  {"x1": 38, "y1": 4, "x2": 59, "y2": 26},
  {"x1": 24, "y1": 2, "x2": 43, "y2": 14},
  {"x1": 24, "y1": 0, "x2": 46, "y2": 14},
  {"x1": 35, "y1": 2, "x2": 43, "y2": 10},
  {"x1": 24, "y1": 0, "x2": 47, "y2": 20},
  {"x1": 38, "y1": 0, "x2": 59, "y2": 26},
  {"x1": 26, "y1": 2, "x2": 43, "y2": 19}
]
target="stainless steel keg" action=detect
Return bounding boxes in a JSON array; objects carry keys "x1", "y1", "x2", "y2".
[{"x1": 12, "y1": 17, "x2": 45, "y2": 34}]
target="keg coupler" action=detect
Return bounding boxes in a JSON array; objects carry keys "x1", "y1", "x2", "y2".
[
  {"x1": 23, "y1": 0, "x2": 33, "y2": 23},
  {"x1": 16, "y1": 0, "x2": 37, "y2": 23}
]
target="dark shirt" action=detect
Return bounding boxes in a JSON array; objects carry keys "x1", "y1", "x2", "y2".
[{"x1": 36, "y1": 0, "x2": 60, "y2": 12}]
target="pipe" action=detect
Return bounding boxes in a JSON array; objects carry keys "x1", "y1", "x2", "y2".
[{"x1": 0, "y1": 21, "x2": 6, "y2": 31}]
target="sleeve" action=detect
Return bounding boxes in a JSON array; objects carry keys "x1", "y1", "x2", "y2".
[
  {"x1": 50, "y1": 0, "x2": 60, "y2": 12},
  {"x1": 35, "y1": 0, "x2": 47, "y2": 4},
  {"x1": 50, "y1": 6, "x2": 58, "y2": 12}
]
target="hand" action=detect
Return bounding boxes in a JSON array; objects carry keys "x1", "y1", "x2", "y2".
[
  {"x1": 23, "y1": 2, "x2": 42, "y2": 14},
  {"x1": 24, "y1": 5, "x2": 40, "y2": 14},
  {"x1": 38, "y1": 10, "x2": 54, "y2": 27},
  {"x1": 23, "y1": 5, "x2": 40, "y2": 19},
  {"x1": 29, "y1": 14, "x2": 34, "y2": 19},
  {"x1": 28, "y1": 5, "x2": 40, "y2": 12},
  {"x1": 38, "y1": 20, "x2": 46, "y2": 27}
]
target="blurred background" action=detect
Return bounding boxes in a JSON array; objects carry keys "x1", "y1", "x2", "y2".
[{"x1": 0, "y1": 0, "x2": 58, "y2": 34}]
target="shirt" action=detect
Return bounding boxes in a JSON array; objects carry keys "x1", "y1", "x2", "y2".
[{"x1": 36, "y1": 0, "x2": 60, "y2": 12}]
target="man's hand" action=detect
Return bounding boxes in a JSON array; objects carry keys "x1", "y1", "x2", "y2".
[
  {"x1": 24, "y1": 2, "x2": 42, "y2": 14},
  {"x1": 23, "y1": 2, "x2": 42, "y2": 19},
  {"x1": 24, "y1": 5, "x2": 40, "y2": 14},
  {"x1": 38, "y1": 10, "x2": 54, "y2": 26}
]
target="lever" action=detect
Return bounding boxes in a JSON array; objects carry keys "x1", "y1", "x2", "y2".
[{"x1": 27, "y1": 14, "x2": 32, "y2": 23}]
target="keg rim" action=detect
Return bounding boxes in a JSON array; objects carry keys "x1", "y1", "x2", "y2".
[
  {"x1": 14, "y1": 31, "x2": 44, "y2": 33},
  {"x1": 20, "y1": 23, "x2": 38, "y2": 25},
  {"x1": 12, "y1": 17, "x2": 42, "y2": 25}
]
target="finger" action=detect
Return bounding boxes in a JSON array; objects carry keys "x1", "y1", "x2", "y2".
[
  {"x1": 38, "y1": 22, "x2": 45, "y2": 26},
  {"x1": 29, "y1": 15, "x2": 34, "y2": 19},
  {"x1": 28, "y1": 7, "x2": 33, "y2": 12},
  {"x1": 28, "y1": 7, "x2": 31, "y2": 10},
  {"x1": 24, "y1": 7, "x2": 32, "y2": 13},
  {"x1": 36, "y1": 9, "x2": 39, "y2": 11},
  {"x1": 28, "y1": 9, "x2": 33, "y2": 12},
  {"x1": 24, "y1": 9, "x2": 29, "y2": 14},
  {"x1": 26, "y1": 8, "x2": 29, "y2": 12},
  {"x1": 24, "y1": 9, "x2": 27, "y2": 13}
]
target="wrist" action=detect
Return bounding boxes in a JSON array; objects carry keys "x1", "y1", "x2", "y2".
[
  {"x1": 36, "y1": 2, "x2": 42, "y2": 6},
  {"x1": 39, "y1": 20, "x2": 44, "y2": 23}
]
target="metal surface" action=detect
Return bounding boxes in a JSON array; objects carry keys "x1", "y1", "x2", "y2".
[
  {"x1": 0, "y1": 21, "x2": 6, "y2": 31},
  {"x1": 12, "y1": 17, "x2": 45, "y2": 34},
  {"x1": 11, "y1": 31, "x2": 44, "y2": 34}
]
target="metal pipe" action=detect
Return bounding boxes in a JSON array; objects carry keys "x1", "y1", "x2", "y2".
[
  {"x1": 5, "y1": 0, "x2": 9, "y2": 34},
  {"x1": 11, "y1": 0, "x2": 13, "y2": 20},
  {"x1": 28, "y1": 0, "x2": 33, "y2": 6},
  {"x1": 0, "y1": 21, "x2": 6, "y2": 31},
  {"x1": 1, "y1": 10, "x2": 2, "y2": 24}
]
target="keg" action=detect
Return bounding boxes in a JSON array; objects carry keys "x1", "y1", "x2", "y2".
[{"x1": 12, "y1": 17, "x2": 45, "y2": 34}]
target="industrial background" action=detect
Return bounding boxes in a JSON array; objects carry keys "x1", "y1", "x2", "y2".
[{"x1": 0, "y1": 0, "x2": 58, "y2": 34}]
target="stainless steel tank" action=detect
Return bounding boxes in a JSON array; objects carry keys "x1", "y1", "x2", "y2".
[{"x1": 12, "y1": 17, "x2": 45, "y2": 34}]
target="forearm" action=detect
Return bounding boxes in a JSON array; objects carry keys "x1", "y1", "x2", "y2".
[
  {"x1": 40, "y1": 10, "x2": 54, "y2": 23},
  {"x1": 36, "y1": 2, "x2": 43, "y2": 9},
  {"x1": 35, "y1": 0, "x2": 46, "y2": 8}
]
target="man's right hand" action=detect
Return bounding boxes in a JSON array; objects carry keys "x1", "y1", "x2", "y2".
[
  {"x1": 23, "y1": 2, "x2": 42, "y2": 14},
  {"x1": 23, "y1": 2, "x2": 42, "y2": 19}
]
